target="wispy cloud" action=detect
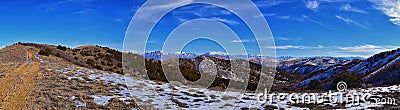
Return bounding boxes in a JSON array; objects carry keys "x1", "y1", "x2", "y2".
[
  {"x1": 41, "y1": 0, "x2": 95, "y2": 12},
  {"x1": 231, "y1": 39, "x2": 250, "y2": 43},
  {"x1": 339, "y1": 4, "x2": 368, "y2": 14},
  {"x1": 269, "y1": 44, "x2": 398, "y2": 57},
  {"x1": 168, "y1": 3, "x2": 236, "y2": 23},
  {"x1": 135, "y1": 0, "x2": 194, "y2": 22},
  {"x1": 305, "y1": 0, "x2": 320, "y2": 12},
  {"x1": 270, "y1": 44, "x2": 399, "y2": 57},
  {"x1": 336, "y1": 15, "x2": 370, "y2": 29},
  {"x1": 266, "y1": 45, "x2": 307, "y2": 49},
  {"x1": 115, "y1": 18, "x2": 124, "y2": 22},
  {"x1": 145, "y1": 0, "x2": 194, "y2": 10},
  {"x1": 275, "y1": 37, "x2": 289, "y2": 41},
  {"x1": 274, "y1": 15, "x2": 302, "y2": 21},
  {"x1": 272, "y1": 14, "x2": 334, "y2": 30},
  {"x1": 73, "y1": 8, "x2": 94, "y2": 14},
  {"x1": 268, "y1": 45, "x2": 326, "y2": 50},
  {"x1": 369, "y1": 0, "x2": 400, "y2": 26},
  {"x1": 276, "y1": 15, "x2": 291, "y2": 20},
  {"x1": 212, "y1": 17, "x2": 240, "y2": 25},
  {"x1": 338, "y1": 44, "x2": 397, "y2": 53},
  {"x1": 302, "y1": 15, "x2": 335, "y2": 30},
  {"x1": 172, "y1": 4, "x2": 232, "y2": 17},
  {"x1": 146, "y1": 40, "x2": 158, "y2": 44},
  {"x1": 254, "y1": 13, "x2": 277, "y2": 18},
  {"x1": 256, "y1": 0, "x2": 293, "y2": 8}
]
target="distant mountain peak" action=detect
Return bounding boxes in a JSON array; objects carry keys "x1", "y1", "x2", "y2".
[{"x1": 204, "y1": 51, "x2": 229, "y2": 56}]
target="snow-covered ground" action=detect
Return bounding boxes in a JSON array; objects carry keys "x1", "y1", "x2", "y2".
[{"x1": 56, "y1": 66, "x2": 399, "y2": 109}]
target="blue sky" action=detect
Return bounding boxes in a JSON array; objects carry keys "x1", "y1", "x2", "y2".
[
  {"x1": 1, "y1": 0, "x2": 400, "y2": 57},
  {"x1": 0, "y1": 0, "x2": 137, "y2": 49}
]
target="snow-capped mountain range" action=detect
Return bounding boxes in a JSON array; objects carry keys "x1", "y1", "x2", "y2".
[
  {"x1": 143, "y1": 51, "x2": 198, "y2": 60},
  {"x1": 142, "y1": 51, "x2": 362, "y2": 61},
  {"x1": 143, "y1": 51, "x2": 270, "y2": 61}
]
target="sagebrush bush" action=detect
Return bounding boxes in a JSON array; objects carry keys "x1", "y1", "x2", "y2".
[
  {"x1": 39, "y1": 49, "x2": 52, "y2": 56},
  {"x1": 56, "y1": 45, "x2": 68, "y2": 51}
]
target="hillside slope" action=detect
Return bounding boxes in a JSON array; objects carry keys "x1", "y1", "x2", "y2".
[
  {"x1": 19, "y1": 43, "x2": 122, "y2": 74},
  {"x1": 0, "y1": 43, "x2": 138, "y2": 109},
  {"x1": 290, "y1": 48, "x2": 400, "y2": 90}
]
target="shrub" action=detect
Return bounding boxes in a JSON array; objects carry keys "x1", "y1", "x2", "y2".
[
  {"x1": 39, "y1": 49, "x2": 52, "y2": 56},
  {"x1": 106, "y1": 68, "x2": 114, "y2": 71},
  {"x1": 210, "y1": 78, "x2": 230, "y2": 90},
  {"x1": 94, "y1": 65, "x2": 103, "y2": 70},
  {"x1": 97, "y1": 54, "x2": 104, "y2": 58},
  {"x1": 308, "y1": 80, "x2": 321, "y2": 90},
  {"x1": 72, "y1": 49, "x2": 80, "y2": 52},
  {"x1": 55, "y1": 53, "x2": 61, "y2": 57},
  {"x1": 56, "y1": 45, "x2": 68, "y2": 51},
  {"x1": 146, "y1": 59, "x2": 168, "y2": 82},
  {"x1": 116, "y1": 71, "x2": 122, "y2": 74},
  {"x1": 86, "y1": 59, "x2": 95, "y2": 66},
  {"x1": 179, "y1": 65, "x2": 201, "y2": 82},
  {"x1": 73, "y1": 57, "x2": 78, "y2": 60},
  {"x1": 80, "y1": 51, "x2": 92, "y2": 56},
  {"x1": 330, "y1": 73, "x2": 362, "y2": 89}
]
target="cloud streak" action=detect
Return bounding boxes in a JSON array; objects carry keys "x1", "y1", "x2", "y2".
[
  {"x1": 305, "y1": 0, "x2": 319, "y2": 12},
  {"x1": 370, "y1": 0, "x2": 400, "y2": 26},
  {"x1": 275, "y1": 37, "x2": 289, "y2": 41},
  {"x1": 302, "y1": 15, "x2": 335, "y2": 30},
  {"x1": 266, "y1": 45, "x2": 307, "y2": 49},
  {"x1": 145, "y1": 0, "x2": 194, "y2": 10},
  {"x1": 338, "y1": 44, "x2": 397, "y2": 53},
  {"x1": 135, "y1": 0, "x2": 194, "y2": 22},
  {"x1": 271, "y1": 44, "x2": 399, "y2": 57},
  {"x1": 41, "y1": 0, "x2": 95, "y2": 12},
  {"x1": 265, "y1": 44, "x2": 327, "y2": 50},
  {"x1": 256, "y1": 0, "x2": 293, "y2": 8},
  {"x1": 231, "y1": 39, "x2": 250, "y2": 43},
  {"x1": 212, "y1": 17, "x2": 240, "y2": 25},
  {"x1": 336, "y1": 15, "x2": 370, "y2": 29},
  {"x1": 73, "y1": 8, "x2": 94, "y2": 14},
  {"x1": 339, "y1": 4, "x2": 368, "y2": 14}
]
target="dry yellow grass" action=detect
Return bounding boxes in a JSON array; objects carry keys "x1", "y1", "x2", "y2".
[{"x1": 0, "y1": 62, "x2": 41, "y2": 109}]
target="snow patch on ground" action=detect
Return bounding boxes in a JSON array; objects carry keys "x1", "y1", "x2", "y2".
[
  {"x1": 90, "y1": 95, "x2": 115, "y2": 106},
  {"x1": 56, "y1": 66, "x2": 398, "y2": 109},
  {"x1": 74, "y1": 100, "x2": 86, "y2": 107}
]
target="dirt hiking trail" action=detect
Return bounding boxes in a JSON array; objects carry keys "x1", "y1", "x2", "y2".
[{"x1": 0, "y1": 62, "x2": 41, "y2": 109}]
